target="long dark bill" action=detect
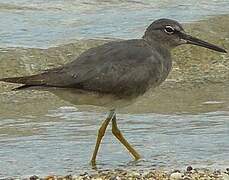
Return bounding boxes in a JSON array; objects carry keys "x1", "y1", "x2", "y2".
[{"x1": 180, "y1": 32, "x2": 227, "y2": 53}]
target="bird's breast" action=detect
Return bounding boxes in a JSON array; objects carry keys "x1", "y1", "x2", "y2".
[{"x1": 146, "y1": 48, "x2": 172, "y2": 88}]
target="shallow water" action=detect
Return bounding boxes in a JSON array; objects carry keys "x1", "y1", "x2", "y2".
[
  {"x1": 0, "y1": 83, "x2": 229, "y2": 178},
  {"x1": 0, "y1": 0, "x2": 229, "y2": 179},
  {"x1": 0, "y1": 0, "x2": 229, "y2": 48}
]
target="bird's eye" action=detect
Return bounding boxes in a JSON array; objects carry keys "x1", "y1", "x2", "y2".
[{"x1": 164, "y1": 25, "x2": 175, "y2": 34}]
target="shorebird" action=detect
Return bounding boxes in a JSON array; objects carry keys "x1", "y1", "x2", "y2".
[{"x1": 0, "y1": 19, "x2": 226, "y2": 166}]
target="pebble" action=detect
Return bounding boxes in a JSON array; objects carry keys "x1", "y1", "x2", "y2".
[
  {"x1": 110, "y1": 176, "x2": 121, "y2": 180},
  {"x1": 186, "y1": 166, "x2": 193, "y2": 172},
  {"x1": 222, "y1": 173, "x2": 229, "y2": 180},
  {"x1": 29, "y1": 175, "x2": 39, "y2": 180},
  {"x1": 6, "y1": 168, "x2": 228, "y2": 180},
  {"x1": 170, "y1": 172, "x2": 183, "y2": 180}
]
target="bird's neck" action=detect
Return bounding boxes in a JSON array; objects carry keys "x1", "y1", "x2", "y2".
[
  {"x1": 142, "y1": 36, "x2": 172, "y2": 67},
  {"x1": 142, "y1": 35, "x2": 173, "y2": 51},
  {"x1": 142, "y1": 36, "x2": 171, "y2": 55}
]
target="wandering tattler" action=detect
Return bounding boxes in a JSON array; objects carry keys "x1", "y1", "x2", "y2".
[{"x1": 0, "y1": 19, "x2": 227, "y2": 166}]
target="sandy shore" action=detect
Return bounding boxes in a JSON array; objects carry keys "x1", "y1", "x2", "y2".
[{"x1": 25, "y1": 167, "x2": 229, "y2": 180}]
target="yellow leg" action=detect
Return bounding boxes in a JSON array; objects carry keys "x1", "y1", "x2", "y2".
[
  {"x1": 112, "y1": 115, "x2": 141, "y2": 160},
  {"x1": 90, "y1": 109, "x2": 115, "y2": 166}
]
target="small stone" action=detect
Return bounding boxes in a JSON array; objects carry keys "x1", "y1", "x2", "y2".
[
  {"x1": 109, "y1": 176, "x2": 121, "y2": 180},
  {"x1": 44, "y1": 175, "x2": 56, "y2": 180},
  {"x1": 130, "y1": 171, "x2": 140, "y2": 176},
  {"x1": 183, "y1": 177, "x2": 191, "y2": 180},
  {"x1": 142, "y1": 171, "x2": 150, "y2": 177},
  {"x1": 64, "y1": 174, "x2": 73, "y2": 180},
  {"x1": 170, "y1": 172, "x2": 182, "y2": 180},
  {"x1": 222, "y1": 173, "x2": 229, "y2": 180},
  {"x1": 72, "y1": 175, "x2": 84, "y2": 180},
  {"x1": 186, "y1": 166, "x2": 193, "y2": 172},
  {"x1": 29, "y1": 175, "x2": 39, "y2": 180}
]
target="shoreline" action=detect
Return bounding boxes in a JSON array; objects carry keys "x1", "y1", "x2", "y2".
[{"x1": 8, "y1": 167, "x2": 229, "y2": 180}]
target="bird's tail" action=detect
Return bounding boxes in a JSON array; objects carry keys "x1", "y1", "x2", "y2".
[{"x1": 0, "y1": 74, "x2": 46, "y2": 90}]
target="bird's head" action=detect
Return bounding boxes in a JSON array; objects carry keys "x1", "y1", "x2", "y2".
[{"x1": 143, "y1": 18, "x2": 227, "y2": 53}]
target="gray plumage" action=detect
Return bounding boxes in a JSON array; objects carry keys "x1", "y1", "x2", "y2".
[{"x1": 0, "y1": 19, "x2": 226, "y2": 98}]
